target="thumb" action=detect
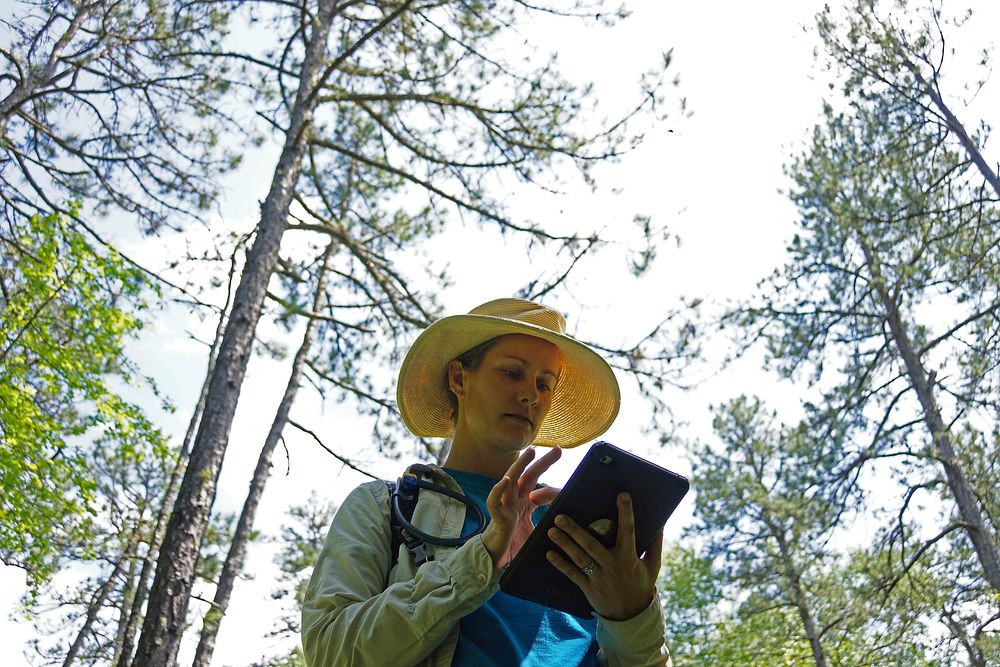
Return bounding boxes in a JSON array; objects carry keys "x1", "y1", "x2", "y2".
[{"x1": 528, "y1": 485, "x2": 560, "y2": 507}]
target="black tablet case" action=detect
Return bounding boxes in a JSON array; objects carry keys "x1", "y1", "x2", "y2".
[{"x1": 499, "y1": 441, "x2": 689, "y2": 617}]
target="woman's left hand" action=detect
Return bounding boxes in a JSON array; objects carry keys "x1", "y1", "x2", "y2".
[{"x1": 545, "y1": 492, "x2": 663, "y2": 621}]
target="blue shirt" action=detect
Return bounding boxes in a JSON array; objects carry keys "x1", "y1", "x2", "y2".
[{"x1": 443, "y1": 468, "x2": 598, "y2": 667}]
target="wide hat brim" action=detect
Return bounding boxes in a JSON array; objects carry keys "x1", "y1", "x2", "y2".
[{"x1": 396, "y1": 299, "x2": 620, "y2": 448}]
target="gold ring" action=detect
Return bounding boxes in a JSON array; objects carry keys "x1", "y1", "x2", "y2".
[{"x1": 580, "y1": 560, "x2": 597, "y2": 576}]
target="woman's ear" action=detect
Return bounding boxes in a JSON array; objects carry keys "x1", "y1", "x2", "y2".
[{"x1": 447, "y1": 360, "x2": 465, "y2": 397}]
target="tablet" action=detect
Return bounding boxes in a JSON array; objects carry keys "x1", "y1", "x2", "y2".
[{"x1": 499, "y1": 441, "x2": 689, "y2": 617}]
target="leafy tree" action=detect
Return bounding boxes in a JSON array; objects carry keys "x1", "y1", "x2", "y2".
[
  {"x1": 659, "y1": 544, "x2": 831, "y2": 666},
  {"x1": 690, "y1": 397, "x2": 847, "y2": 667},
  {"x1": 25, "y1": 430, "x2": 170, "y2": 667},
  {"x1": 0, "y1": 209, "x2": 238, "y2": 666},
  {"x1": 0, "y1": 207, "x2": 163, "y2": 596},
  {"x1": 23, "y1": 430, "x2": 238, "y2": 667},
  {"x1": 684, "y1": 397, "x2": 943, "y2": 666},
  {"x1": 657, "y1": 544, "x2": 725, "y2": 664},
  {"x1": 708, "y1": 603, "x2": 821, "y2": 667},
  {"x1": 2, "y1": 2, "x2": 248, "y2": 638},
  {"x1": 269, "y1": 494, "x2": 339, "y2": 640}
]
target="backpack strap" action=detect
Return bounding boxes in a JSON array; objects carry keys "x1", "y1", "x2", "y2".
[{"x1": 386, "y1": 479, "x2": 434, "y2": 570}]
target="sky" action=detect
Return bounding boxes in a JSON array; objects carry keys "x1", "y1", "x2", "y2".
[{"x1": 2, "y1": 0, "x2": 998, "y2": 665}]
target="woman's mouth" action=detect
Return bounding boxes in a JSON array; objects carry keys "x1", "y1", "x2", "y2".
[{"x1": 504, "y1": 414, "x2": 533, "y2": 428}]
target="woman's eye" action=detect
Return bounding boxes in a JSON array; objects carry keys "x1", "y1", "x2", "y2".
[
  {"x1": 502, "y1": 368, "x2": 521, "y2": 379},
  {"x1": 537, "y1": 381, "x2": 551, "y2": 392}
]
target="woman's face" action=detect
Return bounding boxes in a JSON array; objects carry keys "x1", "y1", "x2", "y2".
[{"x1": 449, "y1": 334, "x2": 562, "y2": 455}]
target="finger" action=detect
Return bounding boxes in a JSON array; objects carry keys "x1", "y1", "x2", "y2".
[
  {"x1": 547, "y1": 525, "x2": 594, "y2": 568},
  {"x1": 504, "y1": 448, "x2": 536, "y2": 484},
  {"x1": 551, "y1": 515, "x2": 606, "y2": 567},
  {"x1": 528, "y1": 484, "x2": 560, "y2": 507},
  {"x1": 615, "y1": 492, "x2": 637, "y2": 556},
  {"x1": 518, "y1": 447, "x2": 561, "y2": 491},
  {"x1": 486, "y1": 475, "x2": 512, "y2": 511},
  {"x1": 545, "y1": 549, "x2": 590, "y2": 588}
]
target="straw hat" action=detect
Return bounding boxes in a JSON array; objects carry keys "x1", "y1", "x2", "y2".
[{"x1": 396, "y1": 298, "x2": 620, "y2": 447}]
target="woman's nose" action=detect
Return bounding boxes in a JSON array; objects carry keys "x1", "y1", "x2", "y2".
[{"x1": 518, "y1": 379, "x2": 539, "y2": 405}]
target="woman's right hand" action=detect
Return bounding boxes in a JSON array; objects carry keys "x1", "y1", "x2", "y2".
[{"x1": 481, "y1": 447, "x2": 561, "y2": 568}]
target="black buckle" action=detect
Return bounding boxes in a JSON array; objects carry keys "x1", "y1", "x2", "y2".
[{"x1": 401, "y1": 529, "x2": 434, "y2": 565}]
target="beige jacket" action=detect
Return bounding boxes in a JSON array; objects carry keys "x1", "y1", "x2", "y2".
[{"x1": 301, "y1": 464, "x2": 672, "y2": 667}]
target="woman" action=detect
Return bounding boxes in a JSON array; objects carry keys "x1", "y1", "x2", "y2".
[{"x1": 301, "y1": 298, "x2": 671, "y2": 666}]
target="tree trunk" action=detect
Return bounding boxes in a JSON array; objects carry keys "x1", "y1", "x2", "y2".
[
  {"x1": 191, "y1": 238, "x2": 338, "y2": 667},
  {"x1": 116, "y1": 301, "x2": 227, "y2": 667},
  {"x1": 111, "y1": 542, "x2": 140, "y2": 666},
  {"x1": 64, "y1": 526, "x2": 140, "y2": 667},
  {"x1": 941, "y1": 610, "x2": 986, "y2": 667},
  {"x1": 904, "y1": 60, "x2": 1000, "y2": 199},
  {"x1": 766, "y1": 518, "x2": 828, "y2": 667},
  {"x1": 861, "y1": 239, "x2": 1000, "y2": 592},
  {"x1": 131, "y1": 3, "x2": 344, "y2": 664},
  {"x1": 133, "y1": 1, "x2": 412, "y2": 661},
  {"x1": 783, "y1": 558, "x2": 827, "y2": 667}
]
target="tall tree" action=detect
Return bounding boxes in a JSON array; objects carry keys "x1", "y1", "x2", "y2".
[
  {"x1": 729, "y1": 0, "x2": 998, "y2": 598},
  {"x1": 767, "y1": 98, "x2": 995, "y2": 586},
  {"x1": 190, "y1": 234, "x2": 343, "y2": 667},
  {"x1": 135, "y1": 0, "x2": 679, "y2": 663},
  {"x1": 679, "y1": 397, "x2": 947, "y2": 666},
  {"x1": 113, "y1": 237, "x2": 242, "y2": 667},
  {"x1": 690, "y1": 397, "x2": 846, "y2": 667},
  {"x1": 134, "y1": 3, "x2": 394, "y2": 663}
]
